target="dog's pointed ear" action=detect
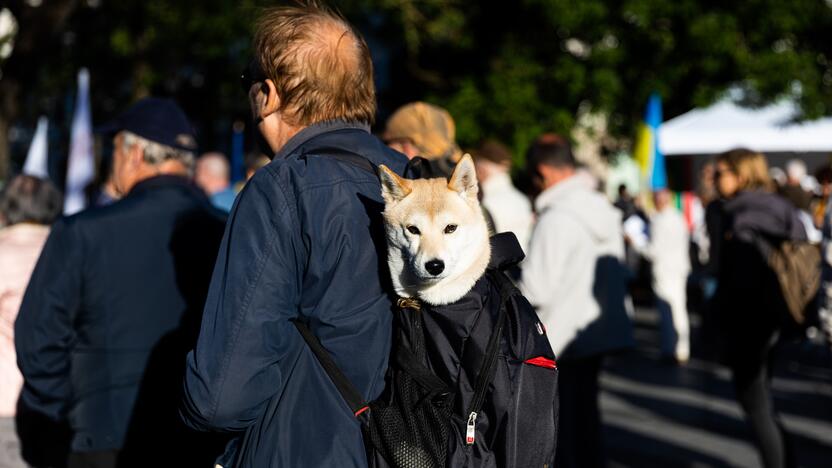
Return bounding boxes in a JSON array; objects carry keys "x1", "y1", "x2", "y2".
[
  {"x1": 448, "y1": 154, "x2": 478, "y2": 201},
  {"x1": 379, "y1": 164, "x2": 412, "y2": 204}
]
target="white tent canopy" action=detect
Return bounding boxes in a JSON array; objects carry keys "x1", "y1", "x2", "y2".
[{"x1": 659, "y1": 94, "x2": 832, "y2": 156}]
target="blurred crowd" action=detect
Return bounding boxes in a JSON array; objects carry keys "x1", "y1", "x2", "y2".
[{"x1": 0, "y1": 3, "x2": 829, "y2": 468}]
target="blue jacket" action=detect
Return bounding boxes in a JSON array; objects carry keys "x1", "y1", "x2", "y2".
[
  {"x1": 15, "y1": 176, "x2": 227, "y2": 464},
  {"x1": 180, "y1": 121, "x2": 408, "y2": 467}
]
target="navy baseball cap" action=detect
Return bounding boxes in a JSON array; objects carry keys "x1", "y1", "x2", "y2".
[{"x1": 97, "y1": 97, "x2": 198, "y2": 152}]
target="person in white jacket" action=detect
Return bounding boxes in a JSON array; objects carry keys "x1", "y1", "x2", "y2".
[
  {"x1": 520, "y1": 134, "x2": 634, "y2": 468},
  {"x1": 474, "y1": 139, "x2": 534, "y2": 252},
  {"x1": 638, "y1": 189, "x2": 692, "y2": 363}
]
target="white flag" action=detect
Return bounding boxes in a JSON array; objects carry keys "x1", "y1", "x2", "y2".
[
  {"x1": 23, "y1": 116, "x2": 49, "y2": 178},
  {"x1": 64, "y1": 68, "x2": 94, "y2": 215}
]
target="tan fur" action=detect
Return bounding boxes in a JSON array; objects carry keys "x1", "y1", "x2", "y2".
[{"x1": 379, "y1": 155, "x2": 491, "y2": 305}]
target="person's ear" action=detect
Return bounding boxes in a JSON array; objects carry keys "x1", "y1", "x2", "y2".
[
  {"x1": 402, "y1": 141, "x2": 420, "y2": 159},
  {"x1": 535, "y1": 163, "x2": 549, "y2": 183},
  {"x1": 128, "y1": 143, "x2": 144, "y2": 168},
  {"x1": 258, "y1": 79, "x2": 281, "y2": 118}
]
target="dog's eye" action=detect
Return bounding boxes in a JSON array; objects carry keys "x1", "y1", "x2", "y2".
[
  {"x1": 444, "y1": 224, "x2": 457, "y2": 234},
  {"x1": 407, "y1": 225, "x2": 421, "y2": 235}
]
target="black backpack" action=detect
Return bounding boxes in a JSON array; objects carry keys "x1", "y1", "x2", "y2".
[{"x1": 293, "y1": 246, "x2": 559, "y2": 468}]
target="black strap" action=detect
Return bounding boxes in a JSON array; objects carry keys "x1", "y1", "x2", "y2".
[
  {"x1": 290, "y1": 151, "x2": 378, "y2": 418},
  {"x1": 405, "y1": 155, "x2": 455, "y2": 179},
  {"x1": 293, "y1": 270, "x2": 514, "y2": 420},
  {"x1": 396, "y1": 343, "x2": 452, "y2": 395},
  {"x1": 309, "y1": 147, "x2": 377, "y2": 175},
  {"x1": 466, "y1": 269, "x2": 514, "y2": 416},
  {"x1": 291, "y1": 319, "x2": 369, "y2": 416}
]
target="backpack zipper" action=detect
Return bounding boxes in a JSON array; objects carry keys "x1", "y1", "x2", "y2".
[
  {"x1": 465, "y1": 328, "x2": 501, "y2": 418},
  {"x1": 463, "y1": 303, "x2": 507, "y2": 445},
  {"x1": 412, "y1": 308, "x2": 423, "y2": 359}
]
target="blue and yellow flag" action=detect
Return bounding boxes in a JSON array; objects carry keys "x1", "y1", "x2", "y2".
[{"x1": 633, "y1": 93, "x2": 667, "y2": 190}]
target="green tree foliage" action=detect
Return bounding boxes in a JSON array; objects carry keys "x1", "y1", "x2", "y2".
[
  {"x1": 355, "y1": 0, "x2": 832, "y2": 161},
  {"x1": 2, "y1": 0, "x2": 831, "y2": 176},
  {"x1": 0, "y1": 0, "x2": 264, "y2": 177}
]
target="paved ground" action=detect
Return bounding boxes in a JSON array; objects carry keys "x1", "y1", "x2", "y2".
[
  {"x1": 0, "y1": 418, "x2": 25, "y2": 468},
  {"x1": 601, "y1": 307, "x2": 832, "y2": 468},
  {"x1": 2, "y1": 306, "x2": 829, "y2": 468}
]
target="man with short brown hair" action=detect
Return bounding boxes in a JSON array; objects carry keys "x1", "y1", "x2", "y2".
[
  {"x1": 521, "y1": 135, "x2": 633, "y2": 468},
  {"x1": 181, "y1": 3, "x2": 408, "y2": 466},
  {"x1": 252, "y1": 5, "x2": 376, "y2": 129}
]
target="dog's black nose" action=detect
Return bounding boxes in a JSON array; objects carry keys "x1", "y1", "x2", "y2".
[{"x1": 425, "y1": 259, "x2": 445, "y2": 276}]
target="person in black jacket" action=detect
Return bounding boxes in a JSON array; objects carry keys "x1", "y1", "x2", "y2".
[
  {"x1": 713, "y1": 148, "x2": 805, "y2": 468},
  {"x1": 15, "y1": 98, "x2": 227, "y2": 468},
  {"x1": 179, "y1": 4, "x2": 408, "y2": 467}
]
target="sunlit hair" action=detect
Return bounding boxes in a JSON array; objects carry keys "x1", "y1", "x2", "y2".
[
  {"x1": 715, "y1": 148, "x2": 773, "y2": 192},
  {"x1": 0, "y1": 175, "x2": 62, "y2": 226},
  {"x1": 122, "y1": 131, "x2": 196, "y2": 174},
  {"x1": 254, "y1": 1, "x2": 376, "y2": 126}
]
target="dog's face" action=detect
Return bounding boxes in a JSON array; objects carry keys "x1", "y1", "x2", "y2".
[{"x1": 378, "y1": 155, "x2": 490, "y2": 301}]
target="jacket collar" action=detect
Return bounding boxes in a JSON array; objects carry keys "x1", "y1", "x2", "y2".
[
  {"x1": 724, "y1": 189, "x2": 807, "y2": 241},
  {"x1": 534, "y1": 173, "x2": 586, "y2": 213},
  {"x1": 482, "y1": 172, "x2": 514, "y2": 193},
  {"x1": 272, "y1": 120, "x2": 371, "y2": 161},
  {"x1": 488, "y1": 232, "x2": 525, "y2": 269},
  {"x1": 128, "y1": 174, "x2": 203, "y2": 198}
]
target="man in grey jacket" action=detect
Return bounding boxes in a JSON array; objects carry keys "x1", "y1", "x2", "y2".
[{"x1": 521, "y1": 134, "x2": 634, "y2": 468}]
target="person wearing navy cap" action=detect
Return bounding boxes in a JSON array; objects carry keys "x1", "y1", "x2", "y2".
[{"x1": 15, "y1": 97, "x2": 228, "y2": 468}]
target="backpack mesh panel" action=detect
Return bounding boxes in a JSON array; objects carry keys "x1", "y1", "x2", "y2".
[{"x1": 365, "y1": 369, "x2": 452, "y2": 468}]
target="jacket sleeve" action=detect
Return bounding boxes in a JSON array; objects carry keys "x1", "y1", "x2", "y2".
[
  {"x1": 14, "y1": 219, "x2": 81, "y2": 421},
  {"x1": 636, "y1": 215, "x2": 659, "y2": 262},
  {"x1": 181, "y1": 170, "x2": 303, "y2": 432}
]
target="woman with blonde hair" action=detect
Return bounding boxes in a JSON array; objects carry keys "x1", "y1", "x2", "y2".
[
  {"x1": 717, "y1": 149, "x2": 774, "y2": 192},
  {"x1": 713, "y1": 148, "x2": 803, "y2": 468}
]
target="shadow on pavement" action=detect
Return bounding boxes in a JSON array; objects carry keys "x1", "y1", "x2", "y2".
[
  {"x1": 598, "y1": 308, "x2": 832, "y2": 468},
  {"x1": 604, "y1": 424, "x2": 733, "y2": 468}
]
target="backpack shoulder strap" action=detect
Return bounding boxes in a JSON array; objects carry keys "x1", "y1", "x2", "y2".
[
  {"x1": 747, "y1": 231, "x2": 776, "y2": 259},
  {"x1": 291, "y1": 319, "x2": 370, "y2": 417},
  {"x1": 305, "y1": 147, "x2": 377, "y2": 175}
]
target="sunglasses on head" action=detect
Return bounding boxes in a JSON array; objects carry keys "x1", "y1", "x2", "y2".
[{"x1": 240, "y1": 59, "x2": 266, "y2": 94}]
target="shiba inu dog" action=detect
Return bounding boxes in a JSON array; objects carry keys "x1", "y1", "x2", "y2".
[{"x1": 378, "y1": 155, "x2": 491, "y2": 305}]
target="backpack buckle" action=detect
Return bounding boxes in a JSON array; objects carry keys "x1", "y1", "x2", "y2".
[{"x1": 397, "y1": 297, "x2": 421, "y2": 310}]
